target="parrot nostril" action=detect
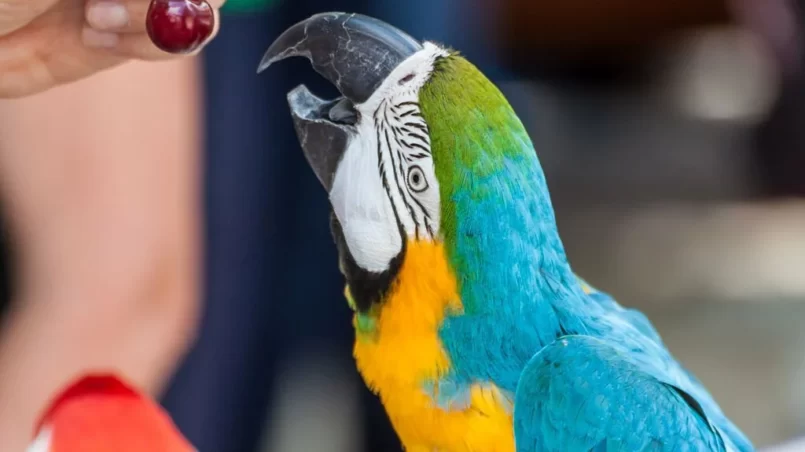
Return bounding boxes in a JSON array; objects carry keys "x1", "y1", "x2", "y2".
[{"x1": 399, "y1": 73, "x2": 415, "y2": 84}]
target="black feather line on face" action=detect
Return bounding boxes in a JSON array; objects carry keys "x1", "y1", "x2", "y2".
[{"x1": 330, "y1": 211, "x2": 405, "y2": 313}]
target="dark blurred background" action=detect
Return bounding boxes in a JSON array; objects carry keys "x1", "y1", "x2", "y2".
[{"x1": 3, "y1": 0, "x2": 805, "y2": 451}]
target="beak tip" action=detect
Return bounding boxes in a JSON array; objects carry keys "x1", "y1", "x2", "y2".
[
  {"x1": 256, "y1": 51, "x2": 272, "y2": 73},
  {"x1": 256, "y1": 48, "x2": 290, "y2": 74},
  {"x1": 256, "y1": 12, "x2": 349, "y2": 75},
  {"x1": 255, "y1": 60, "x2": 272, "y2": 74}
]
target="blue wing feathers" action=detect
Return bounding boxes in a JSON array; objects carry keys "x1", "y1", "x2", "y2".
[
  {"x1": 513, "y1": 335, "x2": 726, "y2": 452},
  {"x1": 579, "y1": 283, "x2": 753, "y2": 452}
]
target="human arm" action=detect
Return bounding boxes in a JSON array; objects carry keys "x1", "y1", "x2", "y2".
[{"x1": 0, "y1": 57, "x2": 201, "y2": 451}]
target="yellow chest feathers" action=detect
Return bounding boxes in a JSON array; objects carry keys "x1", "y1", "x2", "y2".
[{"x1": 350, "y1": 241, "x2": 514, "y2": 452}]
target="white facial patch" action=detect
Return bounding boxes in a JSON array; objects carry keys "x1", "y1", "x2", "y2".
[
  {"x1": 330, "y1": 133, "x2": 402, "y2": 273},
  {"x1": 328, "y1": 42, "x2": 448, "y2": 273}
]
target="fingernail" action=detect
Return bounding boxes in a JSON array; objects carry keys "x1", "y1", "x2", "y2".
[
  {"x1": 82, "y1": 28, "x2": 119, "y2": 48},
  {"x1": 86, "y1": 2, "x2": 129, "y2": 30}
]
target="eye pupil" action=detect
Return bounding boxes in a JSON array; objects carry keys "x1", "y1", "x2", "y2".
[{"x1": 407, "y1": 166, "x2": 428, "y2": 193}]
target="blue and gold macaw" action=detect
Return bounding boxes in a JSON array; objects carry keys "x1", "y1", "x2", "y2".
[{"x1": 259, "y1": 12, "x2": 754, "y2": 452}]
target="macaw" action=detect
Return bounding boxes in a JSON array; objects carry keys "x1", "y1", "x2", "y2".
[
  {"x1": 258, "y1": 12, "x2": 754, "y2": 452},
  {"x1": 27, "y1": 374, "x2": 194, "y2": 452}
]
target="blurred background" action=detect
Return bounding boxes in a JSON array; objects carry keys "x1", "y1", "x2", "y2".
[{"x1": 1, "y1": 0, "x2": 804, "y2": 451}]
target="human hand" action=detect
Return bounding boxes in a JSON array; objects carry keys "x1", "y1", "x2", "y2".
[{"x1": 0, "y1": 0, "x2": 223, "y2": 98}]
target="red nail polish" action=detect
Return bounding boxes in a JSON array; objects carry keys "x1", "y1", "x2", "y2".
[{"x1": 146, "y1": 0, "x2": 215, "y2": 54}]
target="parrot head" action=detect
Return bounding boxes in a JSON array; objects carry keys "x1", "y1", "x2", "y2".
[
  {"x1": 27, "y1": 374, "x2": 194, "y2": 452},
  {"x1": 259, "y1": 13, "x2": 572, "y2": 314}
]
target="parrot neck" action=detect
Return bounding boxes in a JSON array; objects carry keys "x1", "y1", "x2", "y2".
[
  {"x1": 419, "y1": 54, "x2": 580, "y2": 316},
  {"x1": 447, "y1": 154, "x2": 579, "y2": 315},
  {"x1": 437, "y1": 160, "x2": 588, "y2": 391}
]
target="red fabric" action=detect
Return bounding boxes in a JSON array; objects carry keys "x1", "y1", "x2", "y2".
[{"x1": 35, "y1": 374, "x2": 194, "y2": 452}]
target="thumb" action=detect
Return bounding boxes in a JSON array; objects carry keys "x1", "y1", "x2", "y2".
[{"x1": 0, "y1": 0, "x2": 61, "y2": 36}]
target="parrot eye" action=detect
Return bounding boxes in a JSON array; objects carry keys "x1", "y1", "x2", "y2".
[{"x1": 407, "y1": 165, "x2": 428, "y2": 193}]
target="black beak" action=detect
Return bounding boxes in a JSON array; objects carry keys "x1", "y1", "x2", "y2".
[{"x1": 257, "y1": 12, "x2": 422, "y2": 191}]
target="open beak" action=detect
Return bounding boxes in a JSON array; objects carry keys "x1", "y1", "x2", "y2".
[{"x1": 257, "y1": 12, "x2": 422, "y2": 191}]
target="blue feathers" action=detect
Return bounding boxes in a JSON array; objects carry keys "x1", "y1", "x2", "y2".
[
  {"x1": 513, "y1": 335, "x2": 726, "y2": 452},
  {"x1": 431, "y1": 103, "x2": 753, "y2": 450},
  {"x1": 422, "y1": 377, "x2": 474, "y2": 411}
]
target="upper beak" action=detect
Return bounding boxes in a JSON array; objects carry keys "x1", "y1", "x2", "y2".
[{"x1": 257, "y1": 12, "x2": 422, "y2": 191}]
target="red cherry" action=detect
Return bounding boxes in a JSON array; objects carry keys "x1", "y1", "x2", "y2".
[{"x1": 146, "y1": 0, "x2": 215, "y2": 54}]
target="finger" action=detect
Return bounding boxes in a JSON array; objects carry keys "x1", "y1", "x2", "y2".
[
  {"x1": 85, "y1": 0, "x2": 225, "y2": 34},
  {"x1": 81, "y1": 8, "x2": 220, "y2": 59}
]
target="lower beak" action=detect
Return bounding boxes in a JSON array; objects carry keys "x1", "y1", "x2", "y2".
[{"x1": 287, "y1": 85, "x2": 356, "y2": 191}]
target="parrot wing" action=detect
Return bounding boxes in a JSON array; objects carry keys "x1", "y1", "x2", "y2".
[
  {"x1": 574, "y1": 278, "x2": 754, "y2": 452},
  {"x1": 512, "y1": 335, "x2": 732, "y2": 452}
]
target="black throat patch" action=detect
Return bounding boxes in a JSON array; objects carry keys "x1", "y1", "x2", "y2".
[{"x1": 329, "y1": 211, "x2": 405, "y2": 313}]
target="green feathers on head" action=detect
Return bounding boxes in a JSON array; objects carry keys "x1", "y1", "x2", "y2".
[
  {"x1": 419, "y1": 52, "x2": 550, "y2": 243},
  {"x1": 419, "y1": 52, "x2": 571, "y2": 312}
]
